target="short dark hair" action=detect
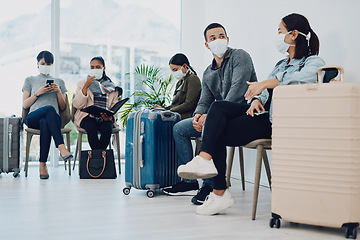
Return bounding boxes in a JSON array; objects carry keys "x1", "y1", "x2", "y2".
[
  {"x1": 36, "y1": 50, "x2": 54, "y2": 64},
  {"x1": 203, "y1": 23, "x2": 227, "y2": 41},
  {"x1": 282, "y1": 13, "x2": 320, "y2": 59},
  {"x1": 90, "y1": 56, "x2": 105, "y2": 67}
]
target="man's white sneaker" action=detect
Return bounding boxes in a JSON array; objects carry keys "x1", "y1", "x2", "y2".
[
  {"x1": 196, "y1": 189, "x2": 235, "y2": 215},
  {"x1": 177, "y1": 155, "x2": 218, "y2": 180}
]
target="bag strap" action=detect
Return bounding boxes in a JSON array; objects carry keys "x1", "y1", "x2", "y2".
[{"x1": 86, "y1": 151, "x2": 106, "y2": 178}]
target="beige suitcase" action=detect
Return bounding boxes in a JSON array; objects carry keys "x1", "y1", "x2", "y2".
[{"x1": 269, "y1": 66, "x2": 360, "y2": 239}]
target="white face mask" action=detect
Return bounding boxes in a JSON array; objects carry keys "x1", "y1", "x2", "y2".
[
  {"x1": 38, "y1": 65, "x2": 52, "y2": 75},
  {"x1": 172, "y1": 67, "x2": 187, "y2": 81},
  {"x1": 207, "y1": 39, "x2": 228, "y2": 58},
  {"x1": 276, "y1": 31, "x2": 295, "y2": 54},
  {"x1": 89, "y1": 68, "x2": 104, "y2": 80}
]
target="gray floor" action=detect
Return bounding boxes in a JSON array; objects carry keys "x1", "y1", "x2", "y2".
[{"x1": 0, "y1": 163, "x2": 347, "y2": 240}]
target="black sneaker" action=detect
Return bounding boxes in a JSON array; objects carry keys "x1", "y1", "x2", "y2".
[
  {"x1": 163, "y1": 181, "x2": 199, "y2": 196},
  {"x1": 191, "y1": 185, "x2": 213, "y2": 205}
]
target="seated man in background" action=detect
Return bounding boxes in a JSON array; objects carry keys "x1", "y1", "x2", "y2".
[{"x1": 163, "y1": 23, "x2": 258, "y2": 205}]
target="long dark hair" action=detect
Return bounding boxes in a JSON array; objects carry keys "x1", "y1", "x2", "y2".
[
  {"x1": 169, "y1": 53, "x2": 197, "y2": 75},
  {"x1": 282, "y1": 13, "x2": 320, "y2": 59},
  {"x1": 90, "y1": 56, "x2": 111, "y2": 81}
]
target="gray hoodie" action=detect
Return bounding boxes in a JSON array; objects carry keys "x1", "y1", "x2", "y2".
[{"x1": 194, "y1": 48, "x2": 257, "y2": 114}]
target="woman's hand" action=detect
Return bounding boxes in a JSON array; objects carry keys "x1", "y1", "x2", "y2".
[
  {"x1": 35, "y1": 84, "x2": 52, "y2": 96},
  {"x1": 244, "y1": 81, "x2": 266, "y2": 100},
  {"x1": 82, "y1": 76, "x2": 96, "y2": 96},
  {"x1": 100, "y1": 113, "x2": 112, "y2": 122},
  {"x1": 246, "y1": 99, "x2": 265, "y2": 117},
  {"x1": 154, "y1": 104, "x2": 164, "y2": 109},
  {"x1": 49, "y1": 83, "x2": 61, "y2": 93}
]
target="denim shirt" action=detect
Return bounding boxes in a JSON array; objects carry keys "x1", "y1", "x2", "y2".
[{"x1": 254, "y1": 55, "x2": 325, "y2": 122}]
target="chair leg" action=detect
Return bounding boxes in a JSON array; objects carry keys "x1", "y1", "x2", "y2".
[
  {"x1": 252, "y1": 144, "x2": 264, "y2": 220},
  {"x1": 25, "y1": 132, "x2": 33, "y2": 177},
  {"x1": 226, "y1": 146, "x2": 235, "y2": 187},
  {"x1": 114, "y1": 132, "x2": 121, "y2": 174},
  {"x1": 78, "y1": 133, "x2": 83, "y2": 175},
  {"x1": 262, "y1": 149, "x2": 271, "y2": 190},
  {"x1": 74, "y1": 132, "x2": 83, "y2": 175},
  {"x1": 239, "y1": 147, "x2": 245, "y2": 191},
  {"x1": 73, "y1": 134, "x2": 79, "y2": 171},
  {"x1": 66, "y1": 132, "x2": 71, "y2": 176},
  {"x1": 194, "y1": 138, "x2": 201, "y2": 155}
]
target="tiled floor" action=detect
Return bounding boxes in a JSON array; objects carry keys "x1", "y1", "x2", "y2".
[{"x1": 0, "y1": 163, "x2": 348, "y2": 240}]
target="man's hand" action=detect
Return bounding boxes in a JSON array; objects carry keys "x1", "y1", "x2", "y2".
[
  {"x1": 246, "y1": 99, "x2": 265, "y2": 117},
  {"x1": 198, "y1": 114, "x2": 207, "y2": 128},
  {"x1": 244, "y1": 81, "x2": 266, "y2": 100},
  {"x1": 192, "y1": 113, "x2": 202, "y2": 132}
]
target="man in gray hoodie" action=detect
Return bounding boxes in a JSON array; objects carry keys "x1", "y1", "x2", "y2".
[{"x1": 163, "y1": 23, "x2": 257, "y2": 204}]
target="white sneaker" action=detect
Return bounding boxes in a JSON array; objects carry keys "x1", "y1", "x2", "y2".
[
  {"x1": 177, "y1": 155, "x2": 218, "y2": 180},
  {"x1": 196, "y1": 189, "x2": 235, "y2": 215}
]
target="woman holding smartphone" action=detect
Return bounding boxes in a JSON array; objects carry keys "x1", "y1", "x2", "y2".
[
  {"x1": 177, "y1": 13, "x2": 325, "y2": 215},
  {"x1": 22, "y1": 50, "x2": 73, "y2": 179},
  {"x1": 73, "y1": 56, "x2": 121, "y2": 150}
]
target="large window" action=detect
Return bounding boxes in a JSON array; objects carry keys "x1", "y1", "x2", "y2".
[
  {"x1": 0, "y1": 0, "x2": 181, "y2": 161},
  {"x1": 59, "y1": 0, "x2": 181, "y2": 99},
  {"x1": 0, "y1": 0, "x2": 51, "y2": 117}
]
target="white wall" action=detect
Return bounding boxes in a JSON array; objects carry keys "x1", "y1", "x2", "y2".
[{"x1": 181, "y1": 0, "x2": 360, "y2": 185}]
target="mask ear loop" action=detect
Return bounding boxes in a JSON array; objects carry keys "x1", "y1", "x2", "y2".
[{"x1": 298, "y1": 31, "x2": 311, "y2": 46}]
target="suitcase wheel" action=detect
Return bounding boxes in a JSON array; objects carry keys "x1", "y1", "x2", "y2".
[
  {"x1": 146, "y1": 190, "x2": 155, "y2": 198},
  {"x1": 123, "y1": 188, "x2": 131, "y2": 195},
  {"x1": 13, "y1": 172, "x2": 19, "y2": 178},
  {"x1": 345, "y1": 227, "x2": 357, "y2": 239},
  {"x1": 269, "y1": 218, "x2": 281, "y2": 229}
]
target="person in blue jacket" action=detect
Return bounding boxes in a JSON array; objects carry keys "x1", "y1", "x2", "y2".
[{"x1": 177, "y1": 13, "x2": 325, "y2": 215}]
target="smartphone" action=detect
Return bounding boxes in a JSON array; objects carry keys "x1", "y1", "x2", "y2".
[
  {"x1": 254, "y1": 110, "x2": 269, "y2": 116},
  {"x1": 46, "y1": 79, "x2": 54, "y2": 85}
]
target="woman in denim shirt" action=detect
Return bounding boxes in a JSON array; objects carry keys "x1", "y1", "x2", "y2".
[{"x1": 177, "y1": 13, "x2": 325, "y2": 215}]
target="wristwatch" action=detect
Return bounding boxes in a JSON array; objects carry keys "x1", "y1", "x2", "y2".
[{"x1": 34, "y1": 93, "x2": 38, "y2": 98}]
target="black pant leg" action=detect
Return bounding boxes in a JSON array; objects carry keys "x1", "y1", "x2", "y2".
[
  {"x1": 98, "y1": 121, "x2": 113, "y2": 149},
  {"x1": 80, "y1": 116, "x2": 101, "y2": 150}
]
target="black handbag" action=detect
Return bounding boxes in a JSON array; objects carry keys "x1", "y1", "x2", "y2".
[{"x1": 79, "y1": 149, "x2": 117, "y2": 179}]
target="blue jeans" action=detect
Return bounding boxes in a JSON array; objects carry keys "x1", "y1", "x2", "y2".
[
  {"x1": 173, "y1": 118, "x2": 213, "y2": 188},
  {"x1": 26, "y1": 106, "x2": 64, "y2": 162}
]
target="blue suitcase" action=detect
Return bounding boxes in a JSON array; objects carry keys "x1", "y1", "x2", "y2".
[{"x1": 123, "y1": 109, "x2": 181, "y2": 197}]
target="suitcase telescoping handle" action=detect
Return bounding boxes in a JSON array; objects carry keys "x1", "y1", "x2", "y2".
[
  {"x1": 8, "y1": 124, "x2": 13, "y2": 158},
  {"x1": 317, "y1": 65, "x2": 344, "y2": 83},
  {"x1": 139, "y1": 135, "x2": 144, "y2": 168}
]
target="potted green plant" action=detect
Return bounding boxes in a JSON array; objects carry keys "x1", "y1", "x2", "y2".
[{"x1": 119, "y1": 64, "x2": 174, "y2": 127}]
